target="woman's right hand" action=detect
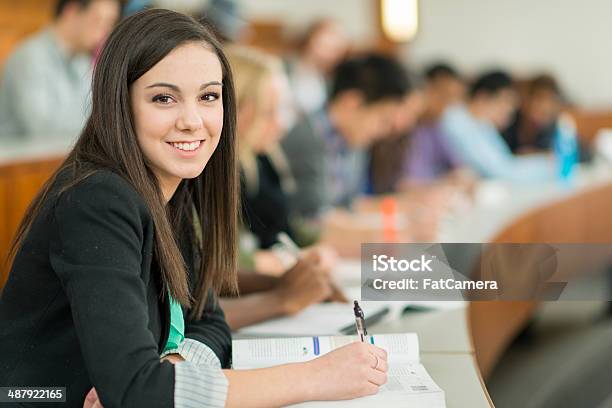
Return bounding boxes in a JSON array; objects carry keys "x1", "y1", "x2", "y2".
[{"x1": 306, "y1": 342, "x2": 388, "y2": 401}]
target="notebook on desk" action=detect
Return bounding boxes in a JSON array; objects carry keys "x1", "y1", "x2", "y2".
[
  {"x1": 232, "y1": 333, "x2": 446, "y2": 407},
  {"x1": 236, "y1": 302, "x2": 390, "y2": 337}
]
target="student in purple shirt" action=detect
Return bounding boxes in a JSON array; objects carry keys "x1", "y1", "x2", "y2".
[{"x1": 403, "y1": 63, "x2": 467, "y2": 184}]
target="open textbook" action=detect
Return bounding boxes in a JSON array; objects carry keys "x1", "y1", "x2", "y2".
[{"x1": 232, "y1": 333, "x2": 446, "y2": 407}]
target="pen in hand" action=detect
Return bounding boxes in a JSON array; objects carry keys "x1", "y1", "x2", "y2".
[{"x1": 353, "y1": 300, "x2": 368, "y2": 342}]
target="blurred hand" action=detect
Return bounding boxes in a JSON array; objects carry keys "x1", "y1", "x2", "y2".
[
  {"x1": 274, "y1": 253, "x2": 333, "y2": 315},
  {"x1": 254, "y1": 250, "x2": 292, "y2": 277},
  {"x1": 300, "y1": 244, "x2": 339, "y2": 272},
  {"x1": 298, "y1": 245, "x2": 348, "y2": 302},
  {"x1": 298, "y1": 245, "x2": 347, "y2": 303}
]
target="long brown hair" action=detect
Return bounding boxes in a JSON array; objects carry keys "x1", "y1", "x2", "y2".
[{"x1": 7, "y1": 8, "x2": 239, "y2": 319}]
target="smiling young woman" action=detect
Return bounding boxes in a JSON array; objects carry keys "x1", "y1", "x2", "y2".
[{"x1": 0, "y1": 8, "x2": 388, "y2": 408}]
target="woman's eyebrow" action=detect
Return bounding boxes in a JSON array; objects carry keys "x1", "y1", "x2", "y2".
[
  {"x1": 200, "y1": 81, "x2": 223, "y2": 90},
  {"x1": 146, "y1": 82, "x2": 180, "y2": 91},
  {"x1": 144, "y1": 81, "x2": 223, "y2": 91}
]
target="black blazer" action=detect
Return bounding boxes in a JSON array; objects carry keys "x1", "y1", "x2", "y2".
[
  {"x1": 241, "y1": 154, "x2": 294, "y2": 249},
  {"x1": 0, "y1": 169, "x2": 231, "y2": 407}
]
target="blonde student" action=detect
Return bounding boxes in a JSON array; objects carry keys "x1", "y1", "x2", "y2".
[{"x1": 0, "y1": 9, "x2": 387, "y2": 408}]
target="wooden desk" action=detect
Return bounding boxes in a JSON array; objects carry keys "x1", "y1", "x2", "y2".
[
  {"x1": 372, "y1": 307, "x2": 472, "y2": 354},
  {"x1": 372, "y1": 305, "x2": 492, "y2": 406},
  {"x1": 441, "y1": 167, "x2": 612, "y2": 378},
  {"x1": 0, "y1": 138, "x2": 70, "y2": 288},
  {"x1": 422, "y1": 353, "x2": 493, "y2": 408}
]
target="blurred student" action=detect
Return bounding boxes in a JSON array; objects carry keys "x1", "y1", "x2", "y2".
[
  {"x1": 402, "y1": 63, "x2": 466, "y2": 184},
  {"x1": 285, "y1": 19, "x2": 350, "y2": 118},
  {"x1": 0, "y1": 10, "x2": 387, "y2": 407},
  {"x1": 218, "y1": 46, "x2": 338, "y2": 329},
  {"x1": 0, "y1": 0, "x2": 121, "y2": 140},
  {"x1": 282, "y1": 53, "x2": 411, "y2": 219},
  {"x1": 123, "y1": 0, "x2": 150, "y2": 15},
  {"x1": 502, "y1": 74, "x2": 562, "y2": 153},
  {"x1": 198, "y1": 0, "x2": 250, "y2": 43},
  {"x1": 441, "y1": 70, "x2": 555, "y2": 182},
  {"x1": 368, "y1": 79, "x2": 426, "y2": 194},
  {"x1": 228, "y1": 46, "x2": 296, "y2": 249},
  {"x1": 228, "y1": 45, "x2": 336, "y2": 256}
]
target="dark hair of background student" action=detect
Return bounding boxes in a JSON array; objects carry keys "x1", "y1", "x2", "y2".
[
  {"x1": 469, "y1": 70, "x2": 514, "y2": 98},
  {"x1": 7, "y1": 8, "x2": 239, "y2": 319},
  {"x1": 526, "y1": 73, "x2": 561, "y2": 98},
  {"x1": 424, "y1": 62, "x2": 461, "y2": 82},
  {"x1": 329, "y1": 53, "x2": 410, "y2": 103}
]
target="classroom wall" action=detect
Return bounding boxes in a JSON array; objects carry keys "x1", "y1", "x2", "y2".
[
  {"x1": 232, "y1": 0, "x2": 612, "y2": 109},
  {"x1": 238, "y1": 0, "x2": 612, "y2": 108},
  {"x1": 403, "y1": 0, "x2": 612, "y2": 109},
  {"x1": 239, "y1": 0, "x2": 375, "y2": 44},
  {"x1": 153, "y1": 0, "x2": 375, "y2": 42},
  {"x1": 2, "y1": 0, "x2": 611, "y2": 108}
]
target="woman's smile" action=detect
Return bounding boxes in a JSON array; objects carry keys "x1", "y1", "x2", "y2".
[{"x1": 165, "y1": 139, "x2": 206, "y2": 157}]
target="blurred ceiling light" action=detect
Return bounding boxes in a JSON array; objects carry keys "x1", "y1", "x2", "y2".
[{"x1": 381, "y1": 0, "x2": 419, "y2": 42}]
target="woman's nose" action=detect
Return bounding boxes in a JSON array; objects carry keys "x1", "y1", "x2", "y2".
[{"x1": 176, "y1": 105, "x2": 203, "y2": 131}]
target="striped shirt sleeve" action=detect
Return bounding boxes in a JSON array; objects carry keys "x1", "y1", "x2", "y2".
[
  {"x1": 174, "y1": 361, "x2": 228, "y2": 408},
  {"x1": 161, "y1": 338, "x2": 228, "y2": 407}
]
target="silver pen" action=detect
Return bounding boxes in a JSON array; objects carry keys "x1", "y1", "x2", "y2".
[{"x1": 353, "y1": 300, "x2": 367, "y2": 342}]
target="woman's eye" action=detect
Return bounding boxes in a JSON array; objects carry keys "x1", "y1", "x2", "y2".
[
  {"x1": 152, "y1": 94, "x2": 174, "y2": 104},
  {"x1": 201, "y1": 92, "x2": 220, "y2": 102}
]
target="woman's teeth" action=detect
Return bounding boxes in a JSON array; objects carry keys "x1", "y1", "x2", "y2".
[{"x1": 170, "y1": 140, "x2": 201, "y2": 151}]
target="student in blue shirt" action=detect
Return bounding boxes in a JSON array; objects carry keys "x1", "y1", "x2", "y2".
[{"x1": 441, "y1": 70, "x2": 555, "y2": 183}]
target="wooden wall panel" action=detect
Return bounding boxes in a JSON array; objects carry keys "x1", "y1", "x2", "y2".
[
  {"x1": 0, "y1": 157, "x2": 63, "y2": 289},
  {"x1": 245, "y1": 21, "x2": 287, "y2": 56},
  {"x1": 584, "y1": 185, "x2": 612, "y2": 241},
  {"x1": 570, "y1": 109, "x2": 612, "y2": 143},
  {"x1": 5, "y1": 161, "x2": 58, "y2": 236},
  {"x1": 0, "y1": 175, "x2": 8, "y2": 288},
  {"x1": 0, "y1": 0, "x2": 54, "y2": 64}
]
